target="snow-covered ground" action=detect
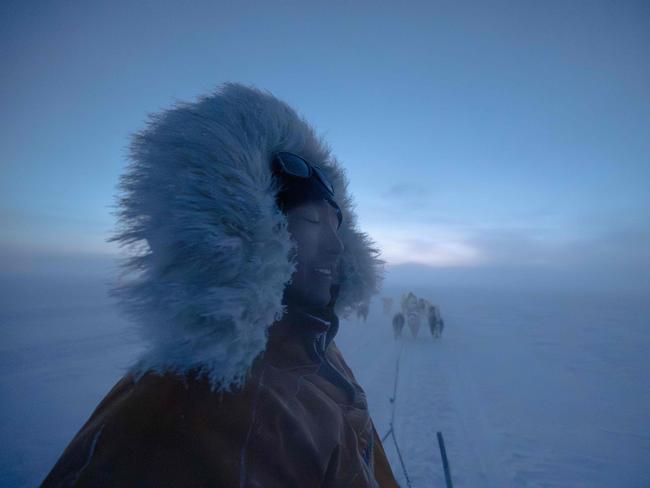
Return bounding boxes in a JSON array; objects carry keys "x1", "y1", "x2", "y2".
[
  {"x1": 1, "y1": 273, "x2": 649, "y2": 487},
  {"x1": 340, "y1": 286, "x2": 650, "y2": 487}
]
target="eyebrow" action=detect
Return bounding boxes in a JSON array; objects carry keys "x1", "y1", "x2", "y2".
[{"x1": 296, "y1": 209, "x2": 320, "y2": 218}]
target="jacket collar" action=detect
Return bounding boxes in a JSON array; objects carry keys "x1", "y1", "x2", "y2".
[{"x1": 263, "y1": 302, "x2": 355, "y2": 403}]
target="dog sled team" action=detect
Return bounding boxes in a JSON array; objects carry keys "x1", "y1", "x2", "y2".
[{"x1": 390, "y1": 292, "x2": 444, "y2": 340}]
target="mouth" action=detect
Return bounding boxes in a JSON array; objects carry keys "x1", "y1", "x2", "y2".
[{"x1": 313, "y1": 266, "x2": 333, "y2": 278}]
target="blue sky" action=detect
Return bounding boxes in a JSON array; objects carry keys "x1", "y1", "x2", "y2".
[{"x1": 2, "y1": 1, "x2": 649, "y2": 290}]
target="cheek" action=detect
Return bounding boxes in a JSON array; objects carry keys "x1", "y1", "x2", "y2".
[
  {"x1": 290, "y1": 227, "x2": 322, "y2": 269},
  {"x1": 295, "y1": 244, "x2": 319, "y2": 274}
]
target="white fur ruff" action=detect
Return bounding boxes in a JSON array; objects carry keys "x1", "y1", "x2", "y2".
[{"x1": 110, "y1": 83, "x2": 382, "y2": 390}]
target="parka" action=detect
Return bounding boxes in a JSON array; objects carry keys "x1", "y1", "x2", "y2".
[{"x1": 41, "y1": 83, "x2": 398, "y2": 487}]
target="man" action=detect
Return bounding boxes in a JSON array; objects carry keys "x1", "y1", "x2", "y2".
[{"x1": 42, "y1": 83, "x2": 398, "y2": 487}]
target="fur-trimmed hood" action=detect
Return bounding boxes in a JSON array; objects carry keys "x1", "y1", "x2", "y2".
[{"x1": 110, "y1": 83, "x2": 382, "y2": 390}]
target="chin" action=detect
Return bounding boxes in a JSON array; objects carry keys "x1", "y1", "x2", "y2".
[
  {"x1": 305, "y1": 292, "x2": 331, "y2": 309},
  {"x1": 299, "y1": 288, "x2": 332, "y2": 309},
  {"x1": 284, "y1": 285, "x2": 331, "y2": 310}
]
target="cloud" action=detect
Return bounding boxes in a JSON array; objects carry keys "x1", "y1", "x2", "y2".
[
  {"x1": 0, "y1": 244, "x2": 119, "y2": 277},
  {"x1": 363, "y1": 204, "x2": 650, "y2": 293},
  {"x1": 382, "y1": 183, "x2": 429, "y2": 200},
  {"x1": 467, "y1": 225, "x2": 650, "y2": 270},
  {"x1": 0, "y1": 208, "x2": 116, "y2": 255},
  {"x1": 378, "y1": 222, "x2": 650, "y2": 293},
  {"x1": 466, "y1": 228, "x2": 563, "y2": 267},
  {"x1": 366, "y1": 223, "x2": 481, "y2": 266},
  {"x1": 374, "y1": 183, "x2": 444, "y2": 216}
]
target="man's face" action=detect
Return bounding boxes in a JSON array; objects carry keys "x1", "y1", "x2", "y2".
[{"x1": 284, "y1": 200, "x2": 344, "y2": 309}]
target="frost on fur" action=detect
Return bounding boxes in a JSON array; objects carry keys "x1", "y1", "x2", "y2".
[{"x1": 109, "y1": 83, "x2": 383, "y2": 390}]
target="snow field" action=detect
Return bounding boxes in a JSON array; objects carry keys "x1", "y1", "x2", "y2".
[
  {"x1": 1, "y1": 275, "x2": 649, "y2": 487},
  {"x1": 337, "y1": 286, "x2": 650, "y2": 487}
]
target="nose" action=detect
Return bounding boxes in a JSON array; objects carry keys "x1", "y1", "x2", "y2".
[{"x1": 325, "y1": 219, "x2": 344, "y2": 257}]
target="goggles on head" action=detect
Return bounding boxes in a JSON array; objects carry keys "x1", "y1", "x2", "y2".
[
  {"x1": 272, "y1": 152, "x2": 335, "y2": 196},
  {"x1": 272, "y1": 152, "x2": 342, "y2": 228}
]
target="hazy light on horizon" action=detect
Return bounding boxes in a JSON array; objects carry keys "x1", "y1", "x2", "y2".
[
  {"x1": 1, "y1": 1, "x2": 648, "y2": 291},
  {"x1": 367, "y1": 224, "x2": 481, "y2": 267}
]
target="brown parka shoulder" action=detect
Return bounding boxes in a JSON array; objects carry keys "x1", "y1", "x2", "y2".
[{"x1": 41, "y1": 315, "x2": 399, "y2": 488}]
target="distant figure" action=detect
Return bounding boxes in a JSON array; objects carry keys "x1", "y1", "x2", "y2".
[
  {"x1": 392, "y1": 312, "x2": 405, "y2": 339},
  {"x1": 401, "y1": 292, "x2": 418, "y2": 315},
  {"x1": 428, "y1": 305, "x2": 445, "y2": 339},
  {"x1": 382, "y1": 297, "x2": 393, "y2": 315},
  {"x1": 417, "y1": 297, "x2": 431, "y2": 315},
  {"x1": 357, "y1": 301, "x2": 369, "y2": 323},
  {"x1": 401, "y1": 292, "x2": 421, "y2": 338},
  {"x1": 406, "y1": 310, "x2": 421, "y2": 338}
]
